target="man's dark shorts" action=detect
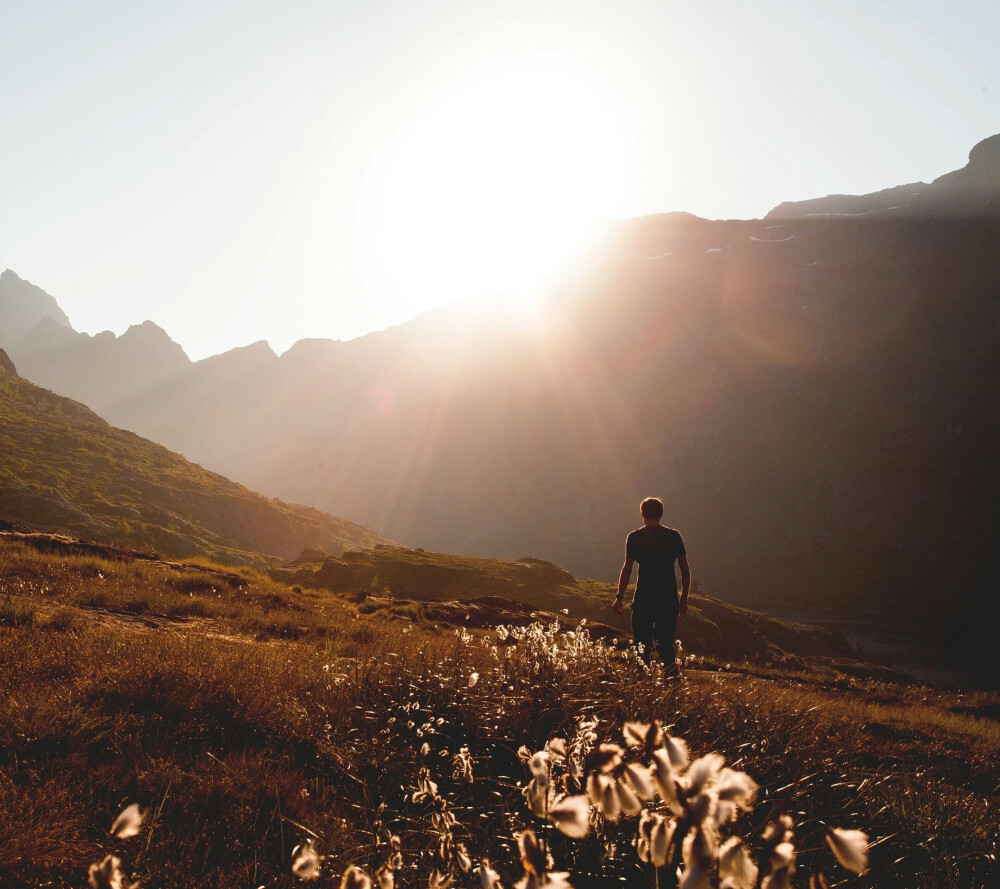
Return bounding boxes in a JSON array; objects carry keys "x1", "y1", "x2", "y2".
[{"x1": 631, "y1": 601, "x2": 677, "y2": 667}]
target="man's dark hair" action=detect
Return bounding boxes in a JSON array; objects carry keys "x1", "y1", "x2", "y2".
[{"x1": 640, "y1": 497, "x2": 664, "y2": 520}]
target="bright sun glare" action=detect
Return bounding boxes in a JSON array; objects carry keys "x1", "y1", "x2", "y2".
[{"x1": 353, "y1": 53, "x2": 637, "y2": 326}]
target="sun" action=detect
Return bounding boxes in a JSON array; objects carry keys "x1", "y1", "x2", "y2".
[{"x1": 352, "y1": 52, "x2": 637, "y2": 326}]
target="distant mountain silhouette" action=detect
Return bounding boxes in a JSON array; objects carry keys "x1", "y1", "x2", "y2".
[
  {"x1": 0, "y1": 349, "x2": 388, "y2": 564},
  {"x1": 5, "y1": 134, "x2": 1000, "y2": 680},
  {"x1": 0, "y1": 269, "x2": 72, "y2": 352},
  {"x1": 0, "y1": 270, "x2": 193, "y2": 410}
]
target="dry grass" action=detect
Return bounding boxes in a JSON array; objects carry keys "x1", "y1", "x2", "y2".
[
  {"x1": 0, "y1": 537, "x2": 354, "y2": 641},
  {"x1": 0, "y1": 537, "x2": 997, "y2": 888}
]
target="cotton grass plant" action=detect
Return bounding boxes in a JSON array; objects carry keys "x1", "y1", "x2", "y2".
[
  {"x1": 287, "y1": 620, "x2": 870, "y2": 889},
  {"x1": 86, "y1": 804, "x2": 144, "y2": 889}
]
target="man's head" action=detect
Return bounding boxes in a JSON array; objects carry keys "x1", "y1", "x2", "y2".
[{"x1": 640, "y1": 497, "x2": 664, "y2": 523}]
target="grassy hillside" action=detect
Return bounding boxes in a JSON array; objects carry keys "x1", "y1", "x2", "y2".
[
  {"x1": 1, "y1": 532, "x2": 997, "y2": 888},
  {"x1": 272, "y1": 546, "x2": 893, "y2": 673},
  {"x1": 0, "y1": 349, "x2": 387, "y2": 566}
]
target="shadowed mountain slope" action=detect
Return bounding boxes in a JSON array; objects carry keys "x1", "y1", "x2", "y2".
[{"x1": 0, "y1": 350, "x2": 387, "y2": 565}]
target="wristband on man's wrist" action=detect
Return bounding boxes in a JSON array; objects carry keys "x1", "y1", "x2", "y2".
[{"x1": 614, "y1": 593, "x2": 623, "y2": 600}]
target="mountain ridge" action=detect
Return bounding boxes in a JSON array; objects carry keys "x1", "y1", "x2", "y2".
[
  {"x1": 4, "y1": 135, "x2": 998, "y2": 374},
  {"x1": 767, "y1": 133, "x2": 1000, "y2": 220}
]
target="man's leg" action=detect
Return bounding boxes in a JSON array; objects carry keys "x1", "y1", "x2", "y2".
[
  {"x1": 631, "y1": 607, "x2": 655, "y2": 665},
  {"x1": 652, "y1": 609, "x2": 679, "y2": 676}
]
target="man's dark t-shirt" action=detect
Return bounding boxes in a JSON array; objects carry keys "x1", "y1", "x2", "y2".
[{"x1": 626, "y1": 525, "x2": 686, "y2": 611}]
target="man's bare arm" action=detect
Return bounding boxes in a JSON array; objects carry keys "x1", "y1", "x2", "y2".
[
  {"x1": 678, "y1": 554, "x2": 691, "y2": 615},
  {"x1": 613, "y1": 557, "x2": 634, "y2": 615}
]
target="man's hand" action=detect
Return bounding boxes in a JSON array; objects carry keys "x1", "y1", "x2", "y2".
[
  {"x1": 678, "y1": 555, "x2": 691, "y2": 617},
  {"x1": 614, "y1": 557, "x2": 634, "y2": 617}
]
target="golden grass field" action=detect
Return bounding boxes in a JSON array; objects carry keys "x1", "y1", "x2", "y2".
[{"x1": 1, "y1": 533, "x2": 998, "y2": 888}]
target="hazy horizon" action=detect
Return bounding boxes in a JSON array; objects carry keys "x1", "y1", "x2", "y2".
[{"x1": 2, "y1": 0, "x2": 998, "y2": 360}]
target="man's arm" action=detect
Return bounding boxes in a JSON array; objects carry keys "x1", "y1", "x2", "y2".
[
  {"x1": 613, "y1": 557, "x2": 634, "y2": 615},
  {"x1": 678, "y1": 554, "x2": 691, "y2": 615}
]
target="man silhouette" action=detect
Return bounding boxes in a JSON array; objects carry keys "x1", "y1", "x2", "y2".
[{"x1": 612, "y1": 497, "x2": 690, "y2": 671}]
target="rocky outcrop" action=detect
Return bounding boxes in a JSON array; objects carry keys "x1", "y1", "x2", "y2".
[
  {"x1": 0, "y1": 349, "x2": 17, "y2": 377},
  {"x1": 924, "y1": 133, "x2": 1000, "y2": 215}
]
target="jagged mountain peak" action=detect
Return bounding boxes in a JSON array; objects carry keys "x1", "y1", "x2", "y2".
[
  {"x1": 0, "y1": 268, "x2": 74, "y2": 353},
  {"x1": 243, "y1": 339, "x2": 276, "y2": 355},
  {"x1": 280, "y1": 337, "x2": 343, "y2": 363},
  {"x1": 966, "y1": 133, "x2": 1000, "y2": 173},
  {"x1": 9, "y1": 310, "x2": 190, "y2": 415},
  {"x1": 17, "y1": 315, "x2": 80, "y2": 355},
  {"x1": 931, "y1": 132, "x2": 1000, "y2": 193},
  {"x1": 224, "y1": 339, "x2": 278, "y2": 360},
  {"x1": 123, "y1": 319, "x2": 171, "y2": 337},
  {"x1": 0, "y1": 268, "x2": 36, "y2": 286},
  {"x1": 194, "y1": 339, "x2": 278, "y2": 373},
  {"x1": 118, "y1": 320, "x2": 189, "y2": 359}
]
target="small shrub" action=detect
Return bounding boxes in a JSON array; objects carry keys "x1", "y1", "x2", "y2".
[
  {"x1": 165, "y1": 597, "x2": 212, "y2": 618},
  {"x1": 45, "y1": 607, "x2": 80, "y2": 631},
  {"x1": 122, "y1": 596, "x2": 152, "y2": 615},
  {"x1": 349, "y1": 623, "x2": 377, "y2": 645},
  {"x1": 0, "y1": 595, "x2": 36, "y2": 626},
  {"x1": 76, "y1": 589, "x2": 111, "y2": 609},
  {"x1": 252, "y1": 592, "x2": 303, "y2": 612},
  {"x1": 169, "y1": 574, "x2": 221, "y2": 596}
]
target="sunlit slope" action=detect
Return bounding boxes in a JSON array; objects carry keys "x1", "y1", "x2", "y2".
[{"x1": 0, "y1": 350, "x2": 386, "y2": 564}]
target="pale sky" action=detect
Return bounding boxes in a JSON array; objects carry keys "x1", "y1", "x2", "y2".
[{"x1": 1, "y1": 0, "x2": 997, "y2": 359}]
